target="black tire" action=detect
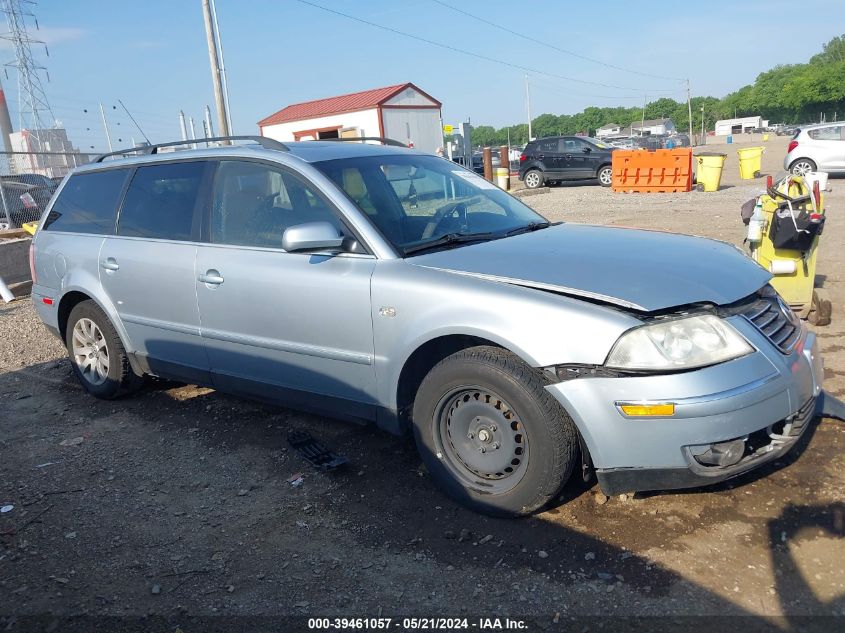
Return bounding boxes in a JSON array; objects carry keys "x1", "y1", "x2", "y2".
[
  {"x1": 523, "y1": 169, "x2": 544, "y2": 189},
  {"x1": 412, "y1": 346, "x2": 578, "y2": 517},
  {"x1": 790, "y1": 158, "x2": 816, "y2": 176},
  {"x1": 65, "y1": 300, "x2": 143, "y2": 399},
  {"x1": 597, "y1": 165, "x2": 613, "y2": 187}
]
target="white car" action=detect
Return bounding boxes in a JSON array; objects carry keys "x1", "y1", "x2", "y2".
[{"x1": 784, "y1": 122, "x2": 845, "y2": 175}]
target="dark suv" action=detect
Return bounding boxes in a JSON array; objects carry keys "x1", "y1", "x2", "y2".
[{"x1": 518, "y1": 136, "x2": 614, "y2": 188}]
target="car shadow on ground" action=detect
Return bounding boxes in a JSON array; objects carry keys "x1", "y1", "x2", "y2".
[{"x1": 0, "y1": 358, "x2": 842, "y2": 629}]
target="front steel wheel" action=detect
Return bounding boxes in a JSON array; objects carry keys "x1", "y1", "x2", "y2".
[
  {"x1": 412, "y1": 346, "x2": 578, "y2": 517},
  {"x1": 71, "y1": 318, "x2": 110, "y2": 386},
  {"x1": 434, "y1": 386, "x2": 530, "y2": 495}
]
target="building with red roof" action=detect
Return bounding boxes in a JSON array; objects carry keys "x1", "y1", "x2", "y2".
[{"x1": 258, "y1": 83, "x2": 443, "y2": 153}]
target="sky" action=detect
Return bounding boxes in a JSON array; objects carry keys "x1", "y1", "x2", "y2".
[{"x1": 0, "y1": 0, "x2": 841, "y2": 153}]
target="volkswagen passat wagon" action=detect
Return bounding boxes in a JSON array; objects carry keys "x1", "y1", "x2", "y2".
[{"x1": 30, "y1": 136, "x2": 824, "y2": 516}]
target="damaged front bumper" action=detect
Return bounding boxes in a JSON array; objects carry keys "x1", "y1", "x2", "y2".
[{"x1": 545, "y1": 316, "x2": 824, "y2": 496}]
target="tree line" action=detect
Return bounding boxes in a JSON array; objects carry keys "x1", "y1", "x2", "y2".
[{"x1": 454, "y1": 35, "x2": 845, "y2": 147}]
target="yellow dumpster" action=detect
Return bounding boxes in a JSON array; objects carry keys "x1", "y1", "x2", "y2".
[
  {"x1": 738, "y1": 146, "x2": 765, "y2": 179},
  {"x1": 695, "y1": 152, "x2": 727, "y2": 192}
]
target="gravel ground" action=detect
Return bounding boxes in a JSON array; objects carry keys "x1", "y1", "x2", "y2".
[{"x1": 0, "y1": 136, "x2": 843, "y2": 630}]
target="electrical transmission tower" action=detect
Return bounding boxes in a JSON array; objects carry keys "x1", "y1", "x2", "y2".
[{"x1": 0, "y1": 0, "x2": 56, "y2": 144}]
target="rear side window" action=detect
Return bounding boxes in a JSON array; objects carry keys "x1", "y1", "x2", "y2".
[
  {"x1": 538, "y1": 138, "x2": 559, "y2": 153},
  {"x1": 807, "y1": 126, "x2": 843, "y2": 141},
  {"x1": 118, "y1": 161, "x2": 207, "y2": 240},
  {"x1": 42, "y1": 169, "x2": 129, "y2": 234}
]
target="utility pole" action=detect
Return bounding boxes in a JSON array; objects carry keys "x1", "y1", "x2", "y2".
[
  {"x1": 686, "y1": 79, "x2": 693, "y2": 145},
  {"x1": 524, "y1": 75, "x2": 532, "y2": 142},
  {"x1": 700, "y1": 106, "x2": 705, "y2": 145},
  {"x1": 202, "y1": 0, "x2": 230, "y2": 140},
  {"x1": 204, "y1": 104, "x2": 215, "y2": 139},
  {"x1": 209, "y1": 0, "x2": 232, "y2": 134},
  {"x1": 641, "y1": 93, "x2": 646, "y2": 136},
  {"x1": 188, "y1": 116, "x2": 197, "y2": 149},
  {"x1": 179, "y1": 110, "x2": 188, "y2": 143},
  {"x1": 99, "y1": 102, "x2": 113, "y2": 152}
]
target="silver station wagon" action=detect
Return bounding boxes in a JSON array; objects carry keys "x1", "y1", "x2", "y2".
[{"x1": 30, "y1": 136, "x2": 825, "y2": 516}]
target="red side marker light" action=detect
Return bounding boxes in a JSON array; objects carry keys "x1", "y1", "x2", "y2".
[{"x1": 42, "y1": 297, "x2": 53, "y2": 305}]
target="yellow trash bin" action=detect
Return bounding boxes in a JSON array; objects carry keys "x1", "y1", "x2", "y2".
[
  {"x1": 495, "y1": 167, "x2": 509, "y2": 190},
  {"x1": 762, "y1": 134, "x2": 769, "y2": 142},
  {"x1": 695, "y1": 152, "x2": 727, "y2": 192},
  {"x1": 737, "y1": 146, "x2": 765, "y2": 179}
]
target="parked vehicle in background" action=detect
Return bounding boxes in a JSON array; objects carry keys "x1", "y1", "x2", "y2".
[
  {"x1": 519, "y1": 136, "x2": 614, "y2": 188},
  {"x1": 1, "y1": 173, "x2": 58, "y2": 190},
  {"x1": 0, "y1": 180, "x2": 55, "y2": 229},
  {"x1": 783, "y1": 122, "x2": 845, "y2": 175},
  {"x1": 29, "y1": 136, "x2": 825, "y2": 517},
  {"x1": 776, "y1": 125, "x2": 798, "y2": 136}
]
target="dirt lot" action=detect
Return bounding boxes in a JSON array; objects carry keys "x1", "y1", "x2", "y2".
[{"x1": 1, "y1": 136, "x2": 843, "y2": 630}]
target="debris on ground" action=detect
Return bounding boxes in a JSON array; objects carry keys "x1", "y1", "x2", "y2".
[{"x1": 287, "y1": 430, "x2": 348, "y2": 471}]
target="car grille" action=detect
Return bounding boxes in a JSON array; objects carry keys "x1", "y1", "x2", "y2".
[{"x1": 740, "y1": 294, "x2": 801, "y2": 353}]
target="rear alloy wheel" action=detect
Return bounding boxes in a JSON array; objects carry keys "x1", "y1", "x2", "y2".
[
  {"x1": 65, "y1": 300, "x2": 143, "y2": 399},
  {"x1": 523, "y1": 170, "x2": 543, "y2": 189},
  {"x1": 597, "y1": 165, "x2": 613, "y2": 187},
  {"x1": 412, "y1": 346, "x2": 578, "y2": 517},
  {"x1": 790, "y1": 159, "x2": 816, "y2": 176}
]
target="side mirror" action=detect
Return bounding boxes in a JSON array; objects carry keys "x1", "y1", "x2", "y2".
[
  {"x1": 583, "y1": 146, "x2": 592, "y2": 153},
  {"x1": 282, "y1": 221, "x2": 347, "y2": 253}
]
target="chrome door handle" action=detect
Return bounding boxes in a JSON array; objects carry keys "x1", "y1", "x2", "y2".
[
  {"x1": 198, "y1": 270, "x2": 224, "y2": 285},
  {"x1": 100, "y1": 258, "x2": 119, "y2": 271}
]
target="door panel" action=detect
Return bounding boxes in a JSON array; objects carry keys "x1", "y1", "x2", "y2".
[
  {"x1": 99, "y1": 238, "x2": 207, "y2": 382},
  {"x1": 536, "y1": 138, "x2": 563, "y2": 178},
  {"x1": 560, "y1": 138, "x2": 593, "y2": 178},
  {"x1": 195, "y1": 159, "x2": 378, "y2": 411},
  {"x1": 99, "y1": 160, "x2": 211, "y2": 382},
  {"x1": 195, "y1": 247, "x2": 377, "y2": 406}
]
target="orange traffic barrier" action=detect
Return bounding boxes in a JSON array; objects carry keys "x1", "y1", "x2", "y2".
[{"x1": 611, "y1": 148, "x2": 693, "y2": 193}]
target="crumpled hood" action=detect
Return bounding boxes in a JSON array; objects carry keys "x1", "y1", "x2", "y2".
[{"x1": 410, "y1": 223, "x2": 771, "y2": 312}]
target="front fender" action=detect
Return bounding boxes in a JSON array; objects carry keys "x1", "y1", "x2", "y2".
[{"x1": 371, "y1": 260, "x2": 640, "y2": 411}]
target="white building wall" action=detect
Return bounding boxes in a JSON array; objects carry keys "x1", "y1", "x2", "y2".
[
  {"x1": 714, "y1": 116, "x2": 763, "y2": 136},
  {"x1": 381, "y1": 108, "x2": 442, "y2": 154},
  {"x1": 260, "y1": 109, "x2": 380, "y2": 142}
]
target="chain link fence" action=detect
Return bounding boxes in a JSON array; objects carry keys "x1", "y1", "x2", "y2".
[{"x1": 0, "y1": 151, "x2": 92, "y2": 230}]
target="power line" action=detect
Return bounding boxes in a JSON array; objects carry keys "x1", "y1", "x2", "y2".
[
  {"x1": 293, "y1": 0, "x2": 671, "y2": 93},
  {"x1": 430, "y1": 0, "x2": 685, "y2": 84}
]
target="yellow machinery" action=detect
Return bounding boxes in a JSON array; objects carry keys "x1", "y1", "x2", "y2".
[{"x1": 746, "y1": 174, "x2": 831, "y2": 325}]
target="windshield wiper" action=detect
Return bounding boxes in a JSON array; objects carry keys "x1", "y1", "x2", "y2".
[
  {"x1": 403, "y1": 232, "x2": 496, "y2": 256},
  {"x1": 504, "y1": 221, "x2": 555, "y2": 237}
]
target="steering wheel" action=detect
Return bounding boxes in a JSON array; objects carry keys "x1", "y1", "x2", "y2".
[{"x1": 421, "y1": 201, "x2": 468, "y2": 239}]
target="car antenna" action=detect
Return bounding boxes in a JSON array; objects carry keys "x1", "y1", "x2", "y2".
[{"x1": 118, "y1": 99, "x2": 151, "y2": 145}]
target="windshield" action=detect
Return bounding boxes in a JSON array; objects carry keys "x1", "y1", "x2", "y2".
[{"x1": 313, "y1": 154, "x2": 548, "y2": 255}]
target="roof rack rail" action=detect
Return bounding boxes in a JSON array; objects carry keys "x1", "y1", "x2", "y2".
[
  {"x1": 322, "y1": 136, "x2": 407, "y2": 148},
  {"x1": 94, "y1": 135, "x2": 289, "y2": 163}
]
